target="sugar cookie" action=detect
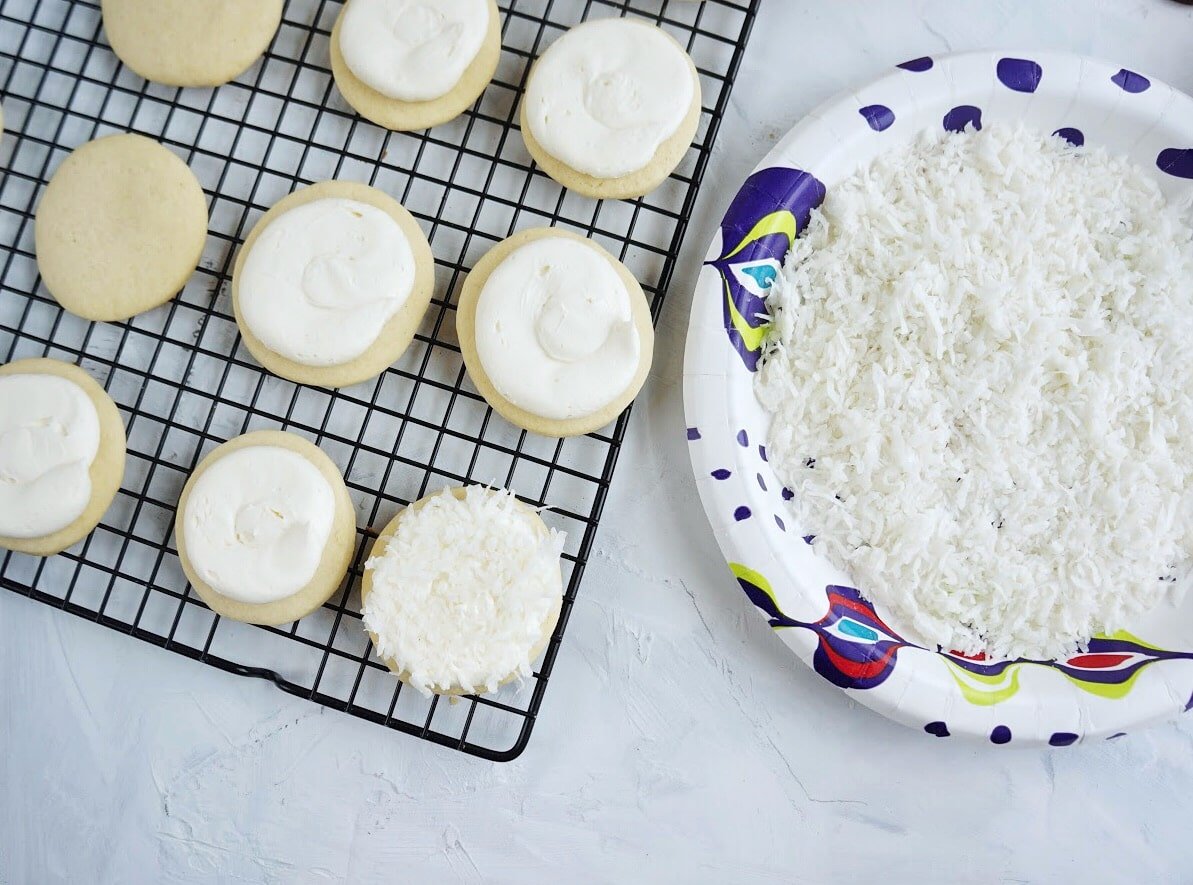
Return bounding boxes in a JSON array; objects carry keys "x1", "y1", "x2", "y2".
[
  {"x1": 330, "y1": 0, "x2": 502, "y2": 131},
  {"x1": 101, "y1": 0, "x2": 283, "y2": 87},
  {"x1": 232, "y1": 180, "x2": 435, "y2": 389},
  {"x1": 362, "y1": 486, "x2": 564, "y2": 696},
  {"x1": 456, "y1": 228, "x2": 654, "y2": 438},
  {"x1": 520, "y1": 17, "x2": 702, "y2": 200},
  {"x1": 0, "y1": 358, "x2": 126, "y2": 557},
  {"x1": 175, "y1": 430, "x2": 357, "y2": 626},
  {"x1": 35, "y1": 133, "x2": 208, "y2": 322}
]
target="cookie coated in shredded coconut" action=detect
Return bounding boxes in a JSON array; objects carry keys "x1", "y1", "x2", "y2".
[
  {"x1": 363, "y1": 486, "x2": 564, "y2": 695},
  {"x1": 758, "y1": 123, "x2": 1193, "y2": 659}
]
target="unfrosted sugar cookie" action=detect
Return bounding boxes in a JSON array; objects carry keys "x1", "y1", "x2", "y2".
[
  {"x1": 0, "y1": 358, "x2": 127, "y2": 557},
  {"x1": 331, "y1": 0, "x2": 502, "y2": 131},
  {"x1": 232, "y1": 180, "x2": 435, "y2": 388},
  {"x1": 175, "y1": 431, "x2": 357, "y2": 626},
  {"x1": 101, "y1": 0, "x2": 283, "y2": 87},
  {"x1": 35, "y1": 134, "x2": 208, "y2": 322},
  {"x1": 362, "y1": 486, "x2": 565, "y2": 697},
  {"x1": 520, "y1": 18, "x2": 702, "y2": 200},
  {"x1": 456, "y1": 228, "x2": 654, "y2": 438}
]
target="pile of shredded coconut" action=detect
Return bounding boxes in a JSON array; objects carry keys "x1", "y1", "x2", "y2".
[
  {"x1": 363, "y1": 486, "x2": 564, "y2": 695},
  {"x1": 757, "y1": 123, "x2": 1193, "y2": 659}
]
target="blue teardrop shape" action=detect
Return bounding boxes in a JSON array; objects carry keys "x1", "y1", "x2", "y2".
[
  {"x1": 1158, "y1": 147, "x2": 1193, "y2": 180},
  {"x1": 1053, "y1": 127, "x2": 1084, "y2": 147},
  {"x1": 859, "y1": 104, "x2": 896, "y2": 132},
  {"x1": 996, "y1": 57, "x2": 1043, "y2": 93},
  {"x1": 1111, "y1": 68, "x2": 1150, "y2": 93},
  {"x1": 898, "y1": 57, "x2": 934, "y2": 72},
  {"x1": 943, "y1": 105, "x2": 983, "y2": 133}
]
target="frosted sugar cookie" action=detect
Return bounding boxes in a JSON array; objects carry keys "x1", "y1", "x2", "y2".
[
  {"x1": 362, "y1": 486, "x2": 565, "y2": 696},
  {"x1": 456, "y1": 228, "x2": 654, "y2": 437},
  {"x1": 35, "y1": 134, "x2": 208, "y2": 322},
  {"x1": 175, "y1": 430, "x2": 356, "y2": 626},
  {"x1": 0, "y1": 358, "x2": 127, "y2": 557},
  {"x1": 101, "y1": 0, "x2": 283, "y2": 87},
  {"x1": 520, "y1": 17, "x2": 702, "y2": 199},
  {"x1": 331, "y1": 0, "x2": 502, "y2": 131},
  {"x1": 232, "y1": 180, "x2": 435, "y2": 388}
]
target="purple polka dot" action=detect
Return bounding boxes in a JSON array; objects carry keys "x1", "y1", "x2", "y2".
[
  {"x1": 1107, "y1": 732, "x2": 1127, "y2": 741},
  {"x1": 943, "y1": 105, "x2": 982, "y2": 133},
  {"x1": 990, "y1": 725, "x2": 1012, "y2": 744},
  {"x1": 924, "y1": 721, "x2": 950, "y2": 738},
  {"x1": 711, "y1": 469, "x2": 731, "y2": 480},
  {"x1": 1111, "y1": 68, "x2": 1150, "y2": 93},
  {"x1": 1185, "y1": 690, "x2": 1193, "y2": 713},
  {"x1": 1158, "y1": 147, "x2": 1193, "y2": 180},
  {"x1": 802, "y1": 534, "x2": 816, "y2": 545},
  {"x1": 734, "y1": 506, "x2": 751, "y2": 521},
  {"x1": 774, "y1": 514, "x2": 786, "y2": 531},
  {"x1": 996, "y1": 57, "x2": 1042, "y2": 93},
  {"x1": 736, "y1": 429, "x2": 749, "y2": 447},
  {"x1": 897, "y1": 56, "x2": 933, "y2": 72},
  {"x1": 1053, "y1": 127, "x2": 1084, "y2": 147},
  {"x1": 756, "y1": 473, "x2": 767, "y2": 491},
  {"x1": 859, "y1": 104, "x2": 895, "y2": 132},
  {"x1": 686, "y1": 427, "x2": 701, "y2": 441},
  {"x1": 1049, "y1": 732, "x2": 1079, "y2": 747},
  {"x1": 758, "y1": 445, "x2": 768, "y2": 462}
]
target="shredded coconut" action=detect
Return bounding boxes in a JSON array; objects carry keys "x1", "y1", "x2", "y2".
[
  {"x1": 363, "y1": 486, "x2": 565, "y2": 695},
  {"x1": 757, "y1": 123, "x2": 1193, "y2": 659}
]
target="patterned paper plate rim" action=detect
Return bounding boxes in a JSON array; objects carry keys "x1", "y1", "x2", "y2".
[{"x1": 683, "y1": 51, "x2": 1193, "y2": 746}]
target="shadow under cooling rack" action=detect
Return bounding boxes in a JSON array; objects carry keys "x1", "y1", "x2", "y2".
[{"x1": 0, "y1": 0, "x2": 759, "y2": 760}]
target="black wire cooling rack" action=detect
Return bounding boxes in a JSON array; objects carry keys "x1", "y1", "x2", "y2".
[{"x1": 0, "y1": 0, "x2": 758, "y2": 760}]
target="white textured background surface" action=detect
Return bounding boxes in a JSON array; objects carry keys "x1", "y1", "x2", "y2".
[{"x1": 4, "y1": 1, "x2": 1193, "y2": 882}]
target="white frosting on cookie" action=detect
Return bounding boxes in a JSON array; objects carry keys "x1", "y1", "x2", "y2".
[
  {"x1": 523, "y1": 18, "x2": 695, "y2": 179},
  {"x1": 183, "y1": 445, "x2": 336, "y2": 604},
  {"x1": 474, "y1": 236, "x2": 640, "y2": 421},
  {"x1": 239, "y1": 197, "x2": 416, "y2": 367},
  {"x1": 0, "y1": 373, "x2": 101, "y2": 539},
  {"x1": 339, "y1": 0, "x2": 490, "y2": 102},
  {"x1": 363, "y1": 486, "x2": 565, "y2": 695}
]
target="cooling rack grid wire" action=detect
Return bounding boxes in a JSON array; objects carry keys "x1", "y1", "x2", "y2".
[{"x1": 0, "y1": 0, "x2": 758, "y2": 760}]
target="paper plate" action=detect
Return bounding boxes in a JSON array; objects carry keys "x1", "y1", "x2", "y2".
[{"x1": 683, "y1": 51, "x2": 1193, "y2": 746}]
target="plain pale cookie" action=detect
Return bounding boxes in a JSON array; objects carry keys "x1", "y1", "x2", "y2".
[
  {"x1": 174, "y1": 430, "x2": 357, "y2": 627},
  {"x1": 35, "y1": 133, "x2": 208, "y2": 322},
  {"x1": 0, "y1": 358, "x2": 127, "y2": 557},
  {"x1": 361, "y1": 487, "x2": 563, "y2": 696},
  {"x1": 330, "y1": 0, "x2": 502, "y2": 132},
  {"x1": 456, "y1": 228, "x2": 655, "y2": 438},
  {"x1": 101, "y1": 0, "x2": 283, "y2": 88},
  {"x1": 231, "y1": 180, "x2": 435, "y2": 389}
]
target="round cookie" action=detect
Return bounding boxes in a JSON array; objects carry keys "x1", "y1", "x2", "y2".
[
  {"x1": 231, "y1": 180, "x2": 435, "y2": 389},
  {"x1": 456, "y1": 228, "x2": 655, "y2": 438},
  {"x1": 174, "y1": 430, "x2": 357, "y2": 626},
  {"x1": 35, "y1": 133, "x2": 208, "y2": 322},
  {"x1": 101, "y1": 0, "x2": 284, "y2": 88},
  {"x1": 330, "y1": 0, "x2": 502, "y2": 132},
  {"x1": 519, "y1": 20, "x2": 702, "y2": 200},
  {"x1": 0, "y1": 358, "x2": 127, "y2": 557},
  {"x1": 361, "y1": 487, "x2": 563, "y2": 696}
]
